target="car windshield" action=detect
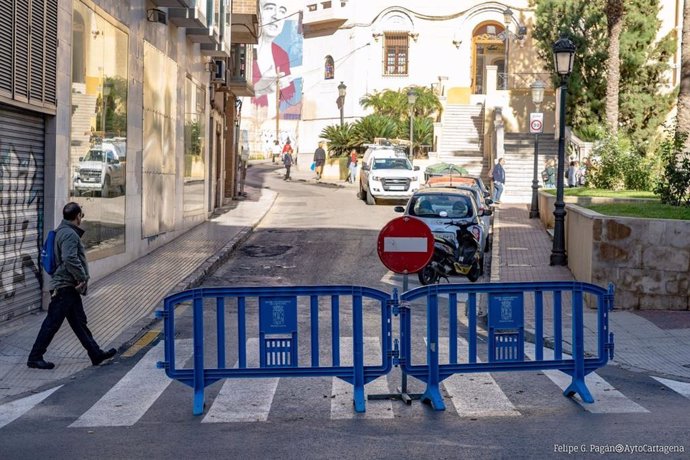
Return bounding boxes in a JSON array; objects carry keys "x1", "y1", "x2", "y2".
[
  {"x1": 83, "y1": 149, "x2": 105, "y2": 162},
  {"x1": 372, "y1": 158, "x2": 412, "y2": 170},
  {"x1": 409, "y1": 194, "x2": 474, "y2": 218}
]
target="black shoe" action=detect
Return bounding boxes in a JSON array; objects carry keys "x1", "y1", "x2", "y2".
[
  {"x1": 27, "y1": 359, "x2": 55, "y2": 370},
  {"x1": 91, "y1": 348, "x2": 117, "y2": 366}
]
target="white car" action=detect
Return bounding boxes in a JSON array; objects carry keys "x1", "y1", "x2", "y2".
[
  {"x1": 359, "y1": 145, "x2": 420, "y2": 205},
  {"x1": 73, "y1": 143, "x2": 126, "y2": 197}
]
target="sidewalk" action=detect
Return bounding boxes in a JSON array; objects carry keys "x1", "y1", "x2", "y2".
[
  {"x1": 0, "y1": 185, "x2": 277, "y2": 403},
  {"x1": 493, "y1": 203, "x2": 690, "y2": 380}
]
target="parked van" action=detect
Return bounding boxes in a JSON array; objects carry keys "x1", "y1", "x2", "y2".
[{"x1": 358, "y1": 145, "x2": 420, "y2": 205}]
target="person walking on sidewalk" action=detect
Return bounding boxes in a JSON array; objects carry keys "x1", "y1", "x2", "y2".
[
  {"x1": 283, "y1": 144, "x2": 293, "y2": 180},
  {"x1": 491, "y1": 157, "x2": 506, "y2": 203},
  {"x1": 27, "y1": 202, "x2": 116, "y2": 370},
  {"x1": 313, "y1": 141, "x2": 326, "y2": 180},
  {"x1": 347, "y1": 149, "x2": 358, "y2": 184},
  {"x1": 271, "y1": 140, "x2": 281, "y2": 164}
]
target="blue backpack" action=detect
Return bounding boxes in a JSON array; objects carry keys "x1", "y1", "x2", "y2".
[{"x1": 41, "y1": 230, "x2": 58, "y2": 276}]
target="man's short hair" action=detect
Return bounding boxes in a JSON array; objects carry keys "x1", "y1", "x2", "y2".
[{"x1": 63, "y1": 202, "x2": 82, "y2": 221}]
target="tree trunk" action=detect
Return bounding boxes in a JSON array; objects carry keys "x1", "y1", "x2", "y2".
[
  {"x1": 678, "y1": 0, "x2": 690, "y2": 140},
  {"x1": 605, "y1": 0, "x2": 625, "y2": 135}
]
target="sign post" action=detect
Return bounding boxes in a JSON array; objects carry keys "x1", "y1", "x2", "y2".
[{"x1": 372, "y1": 216, "x2": 435, "y2": 404}]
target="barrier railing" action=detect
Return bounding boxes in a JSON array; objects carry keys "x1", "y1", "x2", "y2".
[
  {"x1": 159, "y1": 281, "x2": 614, "y2": 415},
  {"x1": 157, "y1": 285, "x2": 393, "y2": 415},
  {"x1": 399, "y1": 281, "x2": 614, "y2": 410}
]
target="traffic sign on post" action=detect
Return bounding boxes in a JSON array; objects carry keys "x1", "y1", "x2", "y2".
[
  {"x1": 530, "y1": 112, "x2": 544, "y2": 134},
  {"x1": 377, "y1": 216, "x2": 434, "y2": 274}
]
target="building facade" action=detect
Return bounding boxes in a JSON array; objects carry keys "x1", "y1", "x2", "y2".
[{"x1": 0, "y1": 0, "x2": 258, "y2": 324}]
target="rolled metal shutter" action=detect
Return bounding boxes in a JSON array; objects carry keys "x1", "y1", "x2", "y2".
[{"x1": 0, "y1": 104, "x2": 45, "y2": 322}]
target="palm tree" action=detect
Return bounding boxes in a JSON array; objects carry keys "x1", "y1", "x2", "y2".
[
  {"x1": 352, "y1": 114, "x2": 398, "y2": 144},
  {"x1": 678, "y1": 0, "x2": 690, "y2": 141},
  {"x1": 605, "y1": 0, "x2": 625, "y2": 134}
]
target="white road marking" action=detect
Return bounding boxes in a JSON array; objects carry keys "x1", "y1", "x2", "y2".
[
  {"x1": 331, "y1": 337, "x2": 394, "y2": 419},
  {"x1": 524, "y1": 342, "x2": 648, "y2": 413},
  {"x1": 384, "y1": 237, "x2": 429, "y2": 252},
  {"x1": 0, "y1": 386, "x2": 63, "y2": 429},
  {"x1": 202, "y1": 338, "x2": 279, "y2": 423},
  {"x1": 69, "y1": 339, "x2": 194, "y2": 427},
  {"x1": 433, "y1": 337, "x2": 520, "y2": 417},
  {"x1": 652, "y1": 376, "x2": 690, "y2": 399}
]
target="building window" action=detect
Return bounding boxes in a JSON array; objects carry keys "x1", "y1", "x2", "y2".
[
  {"x1": 383, "y1": 32, "x2": 408, "y2": 76},
  {"x1": 324, "y1": 55, "x2": 334, "y2": 80}
]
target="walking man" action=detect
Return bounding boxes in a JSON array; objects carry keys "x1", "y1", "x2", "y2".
[
  {"x1": 313, "y1": 141, "x2": 326, "y2": 180},
  {"x1": 491, "y1": 157, "x2": 506, "y2": 203},
  {"x1": 27, "y1": 202, "x2": 116, "y2": 369},
  {"x1": 283, "y1": 144, "x2": 293, "y2": 180}
]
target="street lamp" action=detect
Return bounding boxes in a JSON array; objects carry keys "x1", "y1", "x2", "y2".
[
  {"x1": 529, "y1": 79, "x2": 546, "y2": 219},
  {"x1": 337, "y1": 81, "x2": 347, "y2": 127},
  {"x1": 503, "y1": 7, "x2": 513, "y2": 90},
  {"x1": 407, "y1": 88, "x2": 417, "y2": 159},
  {"x1": 550, "y1": 35, "x2": 576, "y2": 266}
]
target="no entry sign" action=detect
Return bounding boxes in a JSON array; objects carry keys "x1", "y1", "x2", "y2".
[{"x1": 377, "y1": 216, "x2": 434, "y2": 274}]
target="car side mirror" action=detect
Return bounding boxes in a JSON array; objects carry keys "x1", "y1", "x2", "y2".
[
  {"x1": 394, "y1": 206, "x2": 405, "y2": 213},
  {"x1": 413, "y1": 166, "x2": 420, "y2": 171}
]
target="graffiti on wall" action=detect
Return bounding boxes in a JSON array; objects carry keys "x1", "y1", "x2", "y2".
[{"x1": 0, "y1": 143, "x2": 41, "y2": 304}]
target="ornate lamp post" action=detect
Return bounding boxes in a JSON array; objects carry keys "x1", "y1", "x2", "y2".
[
  {"x1": 503, "y1": 7, "x2": 513, "y2": 90},
  {"x1": 407, "y1": 88, "x2": 417, "y2": 159},
  {"x1": 529, "y1": 79, "x2": 546, "y2": 219},
  {"x1": 550, "y1": 35, "x2": 576, "y2": 266},
  {"x1": 337, "y1": 81, "x2": 347, "y2": 127}
]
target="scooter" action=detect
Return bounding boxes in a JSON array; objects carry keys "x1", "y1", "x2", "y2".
[{"x1": 417, "y1": 220, "x2": 483, "y2": 285}]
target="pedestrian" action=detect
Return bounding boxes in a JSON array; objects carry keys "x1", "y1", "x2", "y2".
[
  {"x1": 567, "y1": 160, "x2": 579, "y2": 187},
  {"x1": 283, "y1": 144, "x2": 293, "y2": 180},
  {"x1": 27, "y1": 202, "x2": 116, "y2": 369},
  {"x1": 347, "y1": 148, "x2": 358, "y2": 184},
  {"x1": 542, "y1": 158, "x2": 556, "y2": 188},
  {"x1": 282, "y1": 138, "x2": 294, "y2": 162},
  {"x1": 313, "y1": 141, "x2": 326, "y2": 180},
  {"x1": 491, "y1": 157, "x2": 506, "y2": 203},
  {"x1": 271, "y1": 139, "x2": 281, "y2": 164}
]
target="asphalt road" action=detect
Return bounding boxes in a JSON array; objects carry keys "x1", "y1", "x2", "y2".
[{"x1": 1, "y1": 165, "x2": 688, "y2": 459}]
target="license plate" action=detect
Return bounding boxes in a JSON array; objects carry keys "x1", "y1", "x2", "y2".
[{"x1": 388, "y1": 185, "x2": 405, "y2": 190}]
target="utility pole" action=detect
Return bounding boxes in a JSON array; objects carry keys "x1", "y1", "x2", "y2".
[{"x1": 275, "y1": 70, "x2": 281, "y2": 143}]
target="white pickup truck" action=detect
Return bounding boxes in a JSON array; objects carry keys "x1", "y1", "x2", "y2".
[
  {"x1": 73, "y1": 143, "x2": 125, "y2": 197},
  {"x1": 358, "y1": 146, "x2": 420, "y2": 205}
]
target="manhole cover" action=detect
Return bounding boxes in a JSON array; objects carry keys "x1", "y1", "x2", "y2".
[{"x1": 241, "y1": 244, "x2": 291, "y2": 258}]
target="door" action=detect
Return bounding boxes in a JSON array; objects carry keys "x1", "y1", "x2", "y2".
[{"x1": 0, "y1": 104, "x2": 45, "y2": 322}]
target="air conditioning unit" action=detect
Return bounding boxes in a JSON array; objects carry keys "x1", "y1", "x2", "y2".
[{"x1": 212, "y1": 59, "x2": 226, "y2": 84}]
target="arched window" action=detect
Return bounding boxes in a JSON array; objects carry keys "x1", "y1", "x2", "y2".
[{"x1": 324, "y1": 55, "x2": 334, "y2": 80}]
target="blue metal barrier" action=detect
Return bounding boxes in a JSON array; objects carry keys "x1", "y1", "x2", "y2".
[
  {"x1": 156, "y1": 286, "x2": 393, "y2": 415},
  {"x1": 159, "y1": 281, "x2": 614, "y2": 415},
  {"x1": 399, "y1": 281, "x2": 615, "y2": 411}
]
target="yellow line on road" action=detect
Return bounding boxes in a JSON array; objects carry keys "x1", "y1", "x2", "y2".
[{"x1": 121, "y1": 330, "x2": 161, "y2": 358}]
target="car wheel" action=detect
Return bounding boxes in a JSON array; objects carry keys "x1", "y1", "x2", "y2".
[
  {"x1": 484, "y1": 233, "x2": 493, "y2": 253},
  {"x1": 478, "y1": 255, "x2": 484, "y2": 276},
  {"x1": 467, "y1": 262, "x2": 481, "y2": 282},
  {"x1": 366, "y1": 191, "x2": 376, "y2": 205},
  {"x1": 102, "y1": 176, "x2": 111, "y2": 198},
  {"x1": 418, "y1": 265, "x2": 438, "y2": 285},
  {"x1": 359, "y1": 182, "x2": 367, "y2": 201}
]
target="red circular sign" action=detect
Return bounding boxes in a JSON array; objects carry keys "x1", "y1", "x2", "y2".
[{"x1": 377, "y1": 216, "x2": 435, "y2": 274}]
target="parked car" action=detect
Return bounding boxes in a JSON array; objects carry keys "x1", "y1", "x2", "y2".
[
  {"x1": 359, "y1": 145, "x2": 420, "y2": 205},
  {"x1": 394, "y1": 188, "x2": 489, "y2": 273},
  {"x1": 73, "y1": 142, "x2": 126, "y2": 197},
  {"x1": 425, "y1": 177, "x2": 493, "y2": 252}
]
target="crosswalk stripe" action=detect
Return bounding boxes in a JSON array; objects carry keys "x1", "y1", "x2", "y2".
[
  {"x1": 0, "y1": 386, "x2": 63, "y2": 429},
  {"x1": 523, "y1": 343, "x2": 648, "y2": 413},
  {"x1": 433, "y1": 337, "x2": 520, "y2": 417},
  {"x1": 202, "y1": 338, "x2": 279, "y2": 423},
  {"x1": 331, "y1": 337, "x2": 394, "y2": 419},
  {"x1": 652, "y1": 376, "x2": 690, "y2": 399},
  {"x1": 69, "y1": 339, "x2": 194, "y2": 427}
]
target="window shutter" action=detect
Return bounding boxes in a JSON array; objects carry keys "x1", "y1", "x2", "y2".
[
  {"x1": 30, "y1": 0, "x2": 46, "y2": 104},
  {"x1": 14, "y1": 0, "x2": 30, "y2": 101},
  {"x1": 44, "y1": 0, "x2": 57, "y2": 105},
  {"x1": 0, "y1": 0, "x2": 12, "y2": 96}
]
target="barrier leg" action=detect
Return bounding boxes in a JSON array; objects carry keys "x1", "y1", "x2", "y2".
[
  {"x1": 564, "y1": 376, "x2": 594, "y2": 404},
  {"x1": 192, "y1": 296, "x2": 205, "y2": 415},
  {"x1": 564, "y1": 290, "x2": 594, "y2": 404},
  {"x1": 353, "y1": 293, "x2": 366, "y2": 413},
  {"x1": 420, "y1": 293, "x2": 446, "y2": 411}
]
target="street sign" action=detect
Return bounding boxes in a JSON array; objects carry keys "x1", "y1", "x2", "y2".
[
  {"x1": 377, "y1": 216, "x2": 434, "y2": 274},
  {"x1": 530, "y1": 112, "x2": 544, "y2": 134}
]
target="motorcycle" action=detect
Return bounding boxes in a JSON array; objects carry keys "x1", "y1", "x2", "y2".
[{"x1": 417, "y1": 220, "x2": 483, "y2": 285}]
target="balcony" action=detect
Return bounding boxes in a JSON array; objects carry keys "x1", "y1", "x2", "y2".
[
  {"x1": 225, "y1": 44, "x2": 254, "y2": 97},
  {"x1": 302, "y1": 1, "x2": 350, "y2": 36},
  {"x1": 201, "y1": 42, "x2": 230, "y2": 58},
  {"x1": 168, "y1": 2, "x2": 207, "y2": 28},
  {"x1": 230, "y1": 0, "x2": 259, "y2": 44},
  {"x1": 149, "y1": 0, "x2": 195, "y2": 7}
]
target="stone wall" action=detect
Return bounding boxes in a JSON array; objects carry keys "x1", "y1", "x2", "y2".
[{"x1": 565, "y1": 205, "x2": 690, "y2": 311}]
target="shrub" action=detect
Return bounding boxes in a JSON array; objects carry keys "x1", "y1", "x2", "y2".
[
  {"x1": 320, "y1": 123, "x2": 357, "y2": 157},
  {"x1": 587, "y1": 134, "x2": 659, "y2": 191},
  {"x1": 654, "y1": 129, "x2": 690, "y2": 206}
]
